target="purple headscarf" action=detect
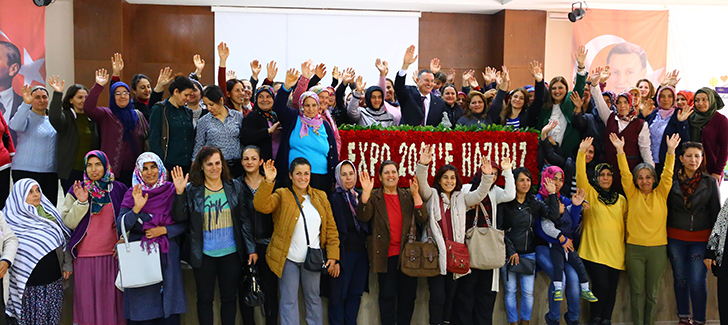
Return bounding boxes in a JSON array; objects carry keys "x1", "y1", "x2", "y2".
[{"x1": 298, "y1": 91, "x2": 323, "y2": 138}]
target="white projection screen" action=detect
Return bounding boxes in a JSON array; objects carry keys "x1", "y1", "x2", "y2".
[{"x1": 213, "y1": 7, "x2": 420, "y2": 87}]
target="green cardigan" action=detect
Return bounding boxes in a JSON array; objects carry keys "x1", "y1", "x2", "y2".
[{"x1": 537, "y1": 71, "x2": 587, "y2": 156}]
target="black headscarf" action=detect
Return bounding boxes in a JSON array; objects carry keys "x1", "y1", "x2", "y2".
[{"x1": 591, "y1": 163, "x2": 619, "y2": 205}]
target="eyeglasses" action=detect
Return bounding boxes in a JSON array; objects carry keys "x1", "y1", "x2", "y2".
[{"x1": 115, "y1": 91, "x2": 130, "y2": 96}]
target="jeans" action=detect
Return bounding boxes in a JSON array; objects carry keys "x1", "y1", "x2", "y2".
[
  {"x1": 625, "y1": 244, "x2": 667, "y2": 325},
  {"x1": 535, "y1": 245, "x2": 580, "y2": 324},
  {"x1": 583, "y1": 259, "x2": 621, "y2": 321},
  {"x1": 329, "y1": 252, "x2": 369, "y2": 325},
  {"x1": 377, "y1": 256, "x2": 418, "y2": 325},
  {"x1": 279, "y1": 259, "x2": 323, "y2": 325},
  {"x1": 451, "y1": 268, "x2": 497, "y2": 325},
  {"x1": 549, "y1": 244, "x2": 590, "y2": 283},
  {"x1": 667, "y1": 238, "x2": 708, "y2": 323},
  {"x1": 427, "y1": 272, "x2": 458, "y2": 325},
  {"x1": 192, "y1": 253, "x2": 242, "y2": 325},
  {"x1": 501, "y1": 252, "x2": 536, "y2": 323}
]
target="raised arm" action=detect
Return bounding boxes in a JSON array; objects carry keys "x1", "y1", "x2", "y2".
[
  {"x1": 8, "y1": 86, "x2": 32, "y2": 133},
  {"x1": 415, "y1": 145, "x2": 436, "y2": 202},
  {"x1": 47, "y1": 76, "x2": 68, "y2": 131},
  {"x1": 463, "y1": 159, "x2": 496, "y2": 206},
  {"x1": 589, "y1": 69, "x2": 611, "y2": 125},
  {"x1": 611, "y1": 133, "x2": 636, "y2": 197},
  {"x1": 272, "y1": 69, "x2": 302, "y2": 125},
  {"x1": 253, "y1": 160, "x2": 282, "y2": 214},
  {"x1": 83, "y1": 69, "x2": 110, "y2": 122},
  {"x1": 347, "y1": 76, "x2": 366, "y2": 123}
]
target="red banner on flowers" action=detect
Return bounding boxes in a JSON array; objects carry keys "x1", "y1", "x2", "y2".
[{"x1": 339, "y1": 128, "x2": 539, "y2": 188}]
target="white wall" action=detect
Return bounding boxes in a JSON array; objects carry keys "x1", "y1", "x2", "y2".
[
  {"x1": 45, "y1": 0, "x2": 75, "y2": 85},
  {"x1": 544, "y1": 16, "x2": 573, "y2": 83}
]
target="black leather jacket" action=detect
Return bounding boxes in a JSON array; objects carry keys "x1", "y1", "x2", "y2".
[
  {"x1": 667, "y1": 172, "x2": 721, "y2": 232},
  {"x1": 240, "y1": 179, "x2": 274, "y2": 243},
  {"x1": 498, "y1": 194, "x2": 559, "y2": 257},
  {"x1": 173, "y1": 179, "x2": 255, "y2": 268}
]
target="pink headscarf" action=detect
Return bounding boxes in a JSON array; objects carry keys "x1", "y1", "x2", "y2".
[
  {"x1": 657, "y1": 86, "x2": 677, "y2": 119},
  {"x1": 298, "y1": 91, "x2": 323, "y2": 138},
  {"x1": 539, "y1": 166, "x2": 564, "y2": 198}
]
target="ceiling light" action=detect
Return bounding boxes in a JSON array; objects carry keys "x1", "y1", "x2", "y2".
[{"x1": 569, "y1": 2, "x2": 586, "y2": 22}]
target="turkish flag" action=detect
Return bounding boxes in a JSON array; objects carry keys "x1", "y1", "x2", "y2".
[{"x1": 0, "y1": 0, "x2": 46, "y2": 94}]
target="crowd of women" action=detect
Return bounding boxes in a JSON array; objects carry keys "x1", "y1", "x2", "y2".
[{"x1": 0, "y1": 41, "x2": 725, "y2": 325}]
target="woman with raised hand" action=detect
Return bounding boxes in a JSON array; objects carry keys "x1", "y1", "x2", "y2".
[
  {"x1": 690, "y1": 87, "x2": 728, "y2": 182},
  {"x1": 499, "y1": 167, "x2": 559, "y2": 325},
  {"x1": 375, "y1": 59, "x2": 402, "y2": 125},
  {"x1": 665, "y1": 141, "x2": 720, "y2": 325},
  {"x1": 356, "y1": 160, "x2": 427, "y2": 325},
  {"x1": 636, "y1": 79, "x2": 656, "y2": 115},
  {"x1": 575, "y1": 137, "x2": 628, "y2": 325},
  {"x1": 326, "y1": 160, "x2": 369, "y2": 325},
  {"x1": 216, "y1": 43, "x2": 255, "y2": 116},
  {"x1": 108, "y1": 53, "x2": 165, "y2": 121},
  {"x1": 172, "y1": 146, "x2": 256, "y2": 325},
  {"x1": 254, "y1": 158, "x2": 340, "y2": 325},
  {"x1": 117, "y1": 152, "x2": 187, "y2": 324},
  {"x1": 456, "y1": 90, "x2": 493, "y2": 127},
  {"x1": 240, "y1": 84, "x2": 281, "y2": 163},
  {"x1": 441, "y1": 84, "x2": 464, "y2": 125},
  {"x1": 194, "y1": 85, "x2": 245, "y2": 178},
  {"x1": 537, "y1": 46, "x2": 588, "y2": 156},
  {"x1": 4, "y1": 179, "x2": 71, "y2": 325},
  {"x1": 9, "y1": 85, "x2": 59, "y2": 205},
  {"x1": 490, "y1": 61, "x2": 545, "y2": 129},
  {"x1": 84, "y1": 68, "x2": 148, "y2": 187},
  {"x1": 347, "y1": 75, "x2": 394, "y2": 127},
  {"x1": 47, "y1": 76, "x2": 99, "y2": 194},
  {"x1": 677, "y1": 90, "x2": 694, "y2": 111},
  {"x1": 610, "y1": 132, "x2": 681, "y2": 325},
  {"x1": 642, "y1": 71, "x2": 692, "y2": 175},
  {"x1": 588, "y1": 67, "x2": 652, "y2": 194},
  {"x1": 238, "y1": 146, "x2": 278, "y2": 325},
  {"x1": 60, "y1": 150, "x2": 128, "y2": 325},
  {"x1": 272, "y1": 67, "x2": 338, "y2": 192},
  {"x1": 453, "y1": 155, "x2": 515, "y2": 325},
  {"x1": 149, "y1": 75, "x2": 195, "y2": 174},
  {"x1": 416, "y1": 145, "x2": 495, "y2": 325}
]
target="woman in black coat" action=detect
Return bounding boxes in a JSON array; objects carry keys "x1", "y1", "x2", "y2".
[{"x1": 240, "y1": 85, "x2": 281, "y2": 161}]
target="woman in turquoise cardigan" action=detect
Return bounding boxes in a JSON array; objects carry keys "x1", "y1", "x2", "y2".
[{"x1": 537, "y1": 45, "x2": 588, "y2": 156}]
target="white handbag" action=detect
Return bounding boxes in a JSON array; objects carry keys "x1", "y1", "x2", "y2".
[{"x1": 115, "y1": 213, "x2": 163, "y2": 290}]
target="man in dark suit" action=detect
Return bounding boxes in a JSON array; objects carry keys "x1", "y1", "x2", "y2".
[
  {"x1": 0, "y1": 41, "x2": 22, "y2": 124},
  {"x1": 395, "y1": 45, "x2": 446, "y2": 126}
]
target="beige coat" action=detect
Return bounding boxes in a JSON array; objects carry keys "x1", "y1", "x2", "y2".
[{"x1": 0, "y1": 211, "x2": 19, "y2": 304}]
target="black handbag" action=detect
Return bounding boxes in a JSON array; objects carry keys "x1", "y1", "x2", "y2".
[
  {"x1": 241, "y1": 265, "x2": 265, "y2": 307},
  {"x1": 290, "y1": 188, "x2": 327, "y2": 273},
  {"x1": 507, "y1": 256, "x2": 536, "y2": 275}
]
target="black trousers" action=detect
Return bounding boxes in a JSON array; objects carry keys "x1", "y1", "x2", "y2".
[
  {"x1": 60, "y1": 169, "x2": 84, "y2": 194},
  {"x1": 239, "y1": 243, "x2": 279, "y2": 325},
  {"x1": 12, "y1": 170, "x2": 58, "y2": 206},
  {"x1": 452, "y1": 268, "x2": 497, "y2": 325},
  {"x1": 193, "y1": 253, "x2": 242, "y2": 325},
  {"x1": 0, "y1": 168, "x2": 10, "y2": 210},
  {"x1": 126, "y1": 314, "x2": 180, "y2": 325},
  {"x1": 550, "y1": 244, "x2": 590, "y2": 283},
  {"x1": 378, "y1": 255, "x2": 418, "y2": 325},
  {"x1": 719, "y1": 276, "x2": 728, "y2": 325},
  {"x1": 428, "y1": 273, "x2": 458, "y2": 325},
  {"x1": 584, "y1": 259, "x2": 621, "y2": 321}
]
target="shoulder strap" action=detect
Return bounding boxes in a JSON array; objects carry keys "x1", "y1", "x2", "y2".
[{"x1": 289, "y1": 187, "x2": 311, "y2": 247}]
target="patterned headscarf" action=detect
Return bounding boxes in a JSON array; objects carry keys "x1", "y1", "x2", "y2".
[
  {"x1": 335, "y1": 160, "x2": 359, "y2": 217},
  {"x1": 253, "y1": 85, "x2": 278, "y2": 123},
  {"x1": 616, "y1": 92, "x2": 637, "y2": 122},
  {"x1": 298, "y1": 91, "x2": 323, "y2": 138},
  {"x1": 132, "y1": 152, "x2": 167, "y2": 190},
  {"x1": 83, "y1": 150, "x2": 115, "y2": 214},
  {"x1": 3, "y1": 179, "x2": 71, "y2": 321},
  {"x1": 591, "y1": 163, "x2": 619, "y2": 205},
  {"x1": 538, "y1": 166, "x2": 563, "y2": 198},
  {"x1": 602, "y1": 90, "x2": 616, "y2": 108}
]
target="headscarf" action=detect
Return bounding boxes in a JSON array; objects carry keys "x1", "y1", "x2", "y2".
[
  {"x1": 335, "y1": 160, "x2": 359, "y2": 218},
  {"x1": 591, "y1": 163, "x2": 619, "y2": 205},
  {"x1": 121, "y1": 152, "x2": 176, "y2": 254},
  {"x1": 602, "y1": 90, "x2": 616, "y2": 108},
  {"x1": 298, "y1": 91, "x2": 323, "y2": 138},
  {"x1": 83, "y1": 150, "x2": 115, "y2": 214},
  {"x1": 627, "y1": 86, "x2": 641, "y2": 108},
  {"x1": 690, "y1": 87, "x2": 725, "y2": 141},
  {"x1": 109, "y1": 81, "x2": 140, "y2": 147},
  {"x1": 616, "y1": 92, "x2": 637, "y2": 122},
  {"x1": 656, "y1": 86, "x2": 677, "y2": 119},
  {"x1": 253, "y1": 85, "x2": 278, "y2": 123},
  {"x1": 677, "y1": 90, "x2": 694, "y2": 108},
  {"x1": 524, "y1": 85, "x2": 535, "y2": 93},
  {"x1": 30, "y1": 85, "x2": 49, "y2": 96},
  {"x1": 365, "y1": 86, "x2": 384, "y2": 110},
  {"x1": 3, "y1": 179, "x2": 71, "y2": 321},
  {"x1": 538, "y1": 166, "x2": 563, "y2": 198}
]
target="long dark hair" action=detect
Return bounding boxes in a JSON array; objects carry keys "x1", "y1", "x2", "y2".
[
  {"x1": 512, "y1": 167, "x2": 533, "y2": 193},
  {"x1": 190, "y1": 146, "x2": 231, "y2": 186},
  {"x1": 433, "y1": 164, "x2": 462, "y2": 193},
  {"x1": 500, "y1": 88, "x2": 529, "y2": 125},
  {"x1": 61, "y1": 84, "x2": 89, "y2": 111},
  {"x1": 545, "y1": 76, "x2": 569, "y2": 107}
]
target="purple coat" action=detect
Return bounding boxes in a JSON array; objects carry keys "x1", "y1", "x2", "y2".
[{"x1": 67, "y1": 181, "x2": 128, "y2": 258}]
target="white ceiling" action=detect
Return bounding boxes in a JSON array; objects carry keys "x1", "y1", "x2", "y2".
[{"x1": 124, "y1": 0, "x2": 725, "y2": 14}]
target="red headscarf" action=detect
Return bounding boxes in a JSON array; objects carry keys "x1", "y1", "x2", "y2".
[{"x1": 677, "y1": 90, "x2": 694, "y2": 108}]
